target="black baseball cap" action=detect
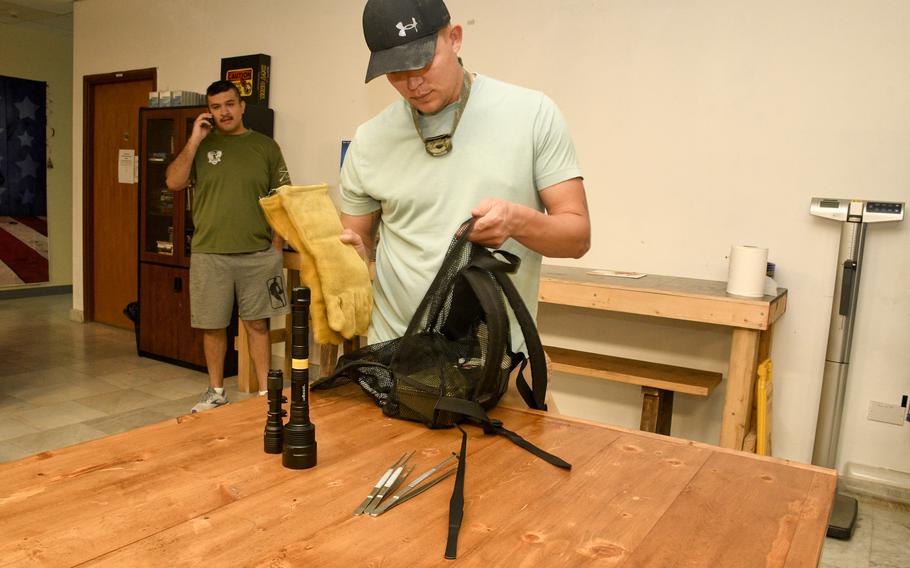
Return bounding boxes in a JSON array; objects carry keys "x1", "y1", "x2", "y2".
[{"x1": 362, "y1": 0, "x2": 451, "y2": 83}]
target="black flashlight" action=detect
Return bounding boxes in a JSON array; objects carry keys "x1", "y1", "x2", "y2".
[
  {"x1": 263, "y1": 369, "x2": 286, "y2": 454},
  {"x1": 282, "y1": 287, "x2": 317, "y2": 469}
]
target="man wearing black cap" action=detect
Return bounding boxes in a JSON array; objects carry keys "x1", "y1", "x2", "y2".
[{"x1": 340, "y1": 0, "x2": 590, "y2": 356}]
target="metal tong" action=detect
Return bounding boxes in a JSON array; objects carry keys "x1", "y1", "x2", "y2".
[
  {"x1": 354, "y1": 452, "x2": 459, "y2": 517},
  {"x1": 354, "y1": 451, "x2": 415, "y2": 516}
]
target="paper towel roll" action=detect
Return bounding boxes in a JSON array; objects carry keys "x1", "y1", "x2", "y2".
[{"x1": 726, "y1": 245, "x2": 768, "y2": 297}]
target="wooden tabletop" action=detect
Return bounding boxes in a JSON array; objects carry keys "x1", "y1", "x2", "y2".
[
  {"x1": 0, "y1": 386, "x2": 835, "y2": 567},
  {"x1": 540, "y1": 265, "x2": 788, "y2": 330}
]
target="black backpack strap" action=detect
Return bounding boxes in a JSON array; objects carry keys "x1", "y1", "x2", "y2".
[
  {"x1": 445, "y1": 426, "x2": 468, "y2": 560},
  {"x1": 310, "y1": 360, "x2": 389, "y2": 390},
  {"x1": 510, "y1": 354, "x2": 535, "y2": 411},
  {"x1": 434, "y1": 397, "x2": 571, "y2": 470},
  {"x1": 460, "y1": 265, "x2": 508, "y2": 400},
  {"x1": 465, "y1": 247, "x2": 548, "y2": 411},
  {"x1": 490, "y1": 264, "x2": 549, "y2": 411},
  {"x1": 466, "y1": 247, "x2": 520, "y2": 274}
]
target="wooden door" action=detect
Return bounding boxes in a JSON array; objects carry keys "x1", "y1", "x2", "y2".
[{"x1": 90, "y1": 78, "x2": 154, "y2": 328}]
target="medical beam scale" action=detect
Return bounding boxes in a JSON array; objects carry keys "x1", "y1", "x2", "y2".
[{"x1": 809, "y1": 197, "x2": 904, "y2": 539}]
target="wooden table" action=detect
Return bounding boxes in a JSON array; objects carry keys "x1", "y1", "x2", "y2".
[
  {"x1": 539, "y1": 265, "x2": 788, "y2": 452},
  {"x1": 0, "y1": 386, "x2": 833, "y2": 566}
]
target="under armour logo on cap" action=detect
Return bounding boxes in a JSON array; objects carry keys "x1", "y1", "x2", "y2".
[{"x1": 396, "y1": 17, "x2": 418, "y2": 37}]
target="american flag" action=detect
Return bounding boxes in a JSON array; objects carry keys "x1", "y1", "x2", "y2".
[{"x1": 0, "y1": 75, "x2": 48, "y2": 286}]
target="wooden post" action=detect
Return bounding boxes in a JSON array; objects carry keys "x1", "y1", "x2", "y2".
[
  {"x1": 720, "y1": 329, "x2": 761, "y2": 450},
  {"x1": 758, "y1": 326, "x2": 774, "y2": 363},
  {"x1": 320, "y1": 344, "x2": 339, "y2": 377},
  {"x1": 235, "y1": 325, "x2": 257, "y2": 392},
  {"x1": 640, "y1": 387, "x2": 674, "y2": 435}
]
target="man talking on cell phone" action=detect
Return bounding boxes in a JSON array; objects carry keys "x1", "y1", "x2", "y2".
[{"x1": 165, "y1": 80, "x2": 292, "y2": 413}]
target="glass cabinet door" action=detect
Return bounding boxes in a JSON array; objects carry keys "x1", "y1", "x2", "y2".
[
  {"x1": 144, "y1": 117, "x2": 176, "y2": 257},
  {"x1": 184, "y1": 116, "x2": 197, "y2": 258}
]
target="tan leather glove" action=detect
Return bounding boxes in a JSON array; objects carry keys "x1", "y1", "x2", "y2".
[
  {"x1": 259, "y1": 191, "x2": 345, "y2": 345},
  {"x1": 276, "y1": 184, "x2": 372, "y2": 339}
]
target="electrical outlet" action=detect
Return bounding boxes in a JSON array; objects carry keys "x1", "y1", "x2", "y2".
[{"x1": 867, "y1": 401, "x2": 906, "y2": 426}]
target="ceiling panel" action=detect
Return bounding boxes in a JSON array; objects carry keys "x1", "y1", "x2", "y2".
[{"x1": 0, "y1": 0, "x2": 73, "y2": 35}]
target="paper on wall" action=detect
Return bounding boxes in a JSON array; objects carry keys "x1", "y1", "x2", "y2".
[{"x1": 118, "y1": 149, "x2": 136, "y2": 184}]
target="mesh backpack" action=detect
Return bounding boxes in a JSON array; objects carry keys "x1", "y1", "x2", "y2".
[{"x1": 312, "y1": 218, "x2": 571, "y2": 559}]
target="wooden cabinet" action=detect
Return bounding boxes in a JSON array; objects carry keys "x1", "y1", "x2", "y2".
[
  {"x1": 138, "y1": 262, "x2": 206, "y2": 367},
  {"x1": 136, "y1": 106, "x2": 237, "y2": 373},
  {"x1": 139, "y1": 106, "x2": 200, "y2": 267}
]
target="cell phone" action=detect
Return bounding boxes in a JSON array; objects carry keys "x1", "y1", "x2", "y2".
[{"x1": 203, "y1": 114, "x2": 215, "y2": 129}]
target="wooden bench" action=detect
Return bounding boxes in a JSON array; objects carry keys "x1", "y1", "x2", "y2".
[
  {"x1": 539, "y1": 265, "x2": 787, "y2": 452},
  {"x1": 545, "y1": 345, "x2": 722, "y2": 435}
]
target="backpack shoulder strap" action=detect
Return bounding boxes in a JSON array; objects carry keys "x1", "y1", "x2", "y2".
[
  {"x1": 490, "y1": 259, "x2": 549, "y2": 411},
  {"x1": 464, "y1": 248, "x2": 548, "y2": 411},
  {"x1": 460, "y1": 264, "x2": 508, "y2": 401}
]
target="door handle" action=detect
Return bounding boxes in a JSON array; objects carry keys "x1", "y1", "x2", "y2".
[{"x1": 174, "y1": 276, "x2": 183, "y2": 293}]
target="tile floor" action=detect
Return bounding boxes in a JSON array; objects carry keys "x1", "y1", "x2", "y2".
[
  {"x1": 820, "y1": 494, "x2": 910, "y2": 567},
  {"x1": 1, "y1": 293, "x2": 908, "y2": 566},
  {"x1": 0, "y1": 293, "x2": 261, "y2": 463}
]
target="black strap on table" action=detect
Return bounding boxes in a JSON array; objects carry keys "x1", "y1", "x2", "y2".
[
  {"x1": 435, "y1": 397, "x2": 572, "y2": 470},
  {"x1": 436, "y1": 399, "x2": 571, "y2": 560},
  {"x1": 445, "y1": 426, "x2": 468, "y2": 560}
]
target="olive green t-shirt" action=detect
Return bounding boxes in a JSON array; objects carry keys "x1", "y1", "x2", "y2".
[{"x1": 191, "y1": 130, "x2": 290, "y2": 253}]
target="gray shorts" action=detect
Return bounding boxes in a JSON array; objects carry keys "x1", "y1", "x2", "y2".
[{"x1": 190, "y1": 248, "x2": 290, "y2": 329}]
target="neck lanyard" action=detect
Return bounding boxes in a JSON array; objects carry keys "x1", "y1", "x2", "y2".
[{"x1": 410, "y1": 69, "x2": 473, "y2": 157}]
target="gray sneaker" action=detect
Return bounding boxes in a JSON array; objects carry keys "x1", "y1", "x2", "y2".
[{"x1": 191, "y1": 387, "x2": 229, "y2": 413}]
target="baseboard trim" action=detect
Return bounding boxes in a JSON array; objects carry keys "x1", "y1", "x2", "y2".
[
  {"x1": 840, "y1": 462, "x2": 910, "y2": 505},
  {"x1": 0, "y1": 285, "x2": 73, "y2": 300}
]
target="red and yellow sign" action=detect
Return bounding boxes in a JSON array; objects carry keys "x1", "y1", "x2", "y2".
[{"x1": 226, "y1": 68, "x2": 254, "y2": 97}]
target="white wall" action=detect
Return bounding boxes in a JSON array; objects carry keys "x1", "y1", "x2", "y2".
[
  {"x1": 72, "y1": 0, "x2": 910, "y2": 473},
  {"x1": 0, "y1": 22, "x2": 73, "y2": 287}
]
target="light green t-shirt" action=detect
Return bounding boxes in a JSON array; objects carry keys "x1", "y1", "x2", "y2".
[
  {"x1": 341, "y1": 74, "x2": 582, "y2": 348},
  {"x1": 191, "y1": 129, "x2": 290, "y2": 253}
]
